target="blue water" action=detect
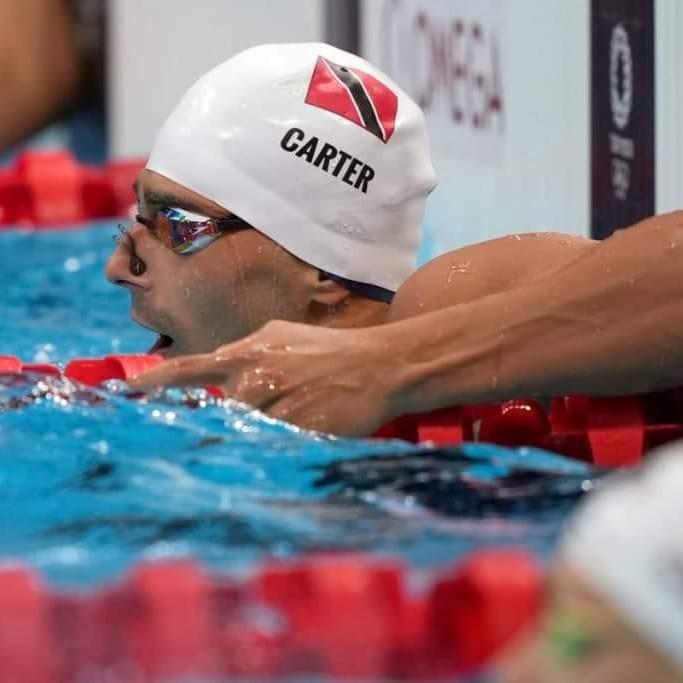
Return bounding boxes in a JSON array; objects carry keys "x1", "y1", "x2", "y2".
[{"x1": 0, "y1": 223, "x2": 602, "y2": 589}]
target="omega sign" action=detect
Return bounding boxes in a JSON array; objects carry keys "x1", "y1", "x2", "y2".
[{"x1": 378, "y1": 0, "x2": 505, "y2": 163}]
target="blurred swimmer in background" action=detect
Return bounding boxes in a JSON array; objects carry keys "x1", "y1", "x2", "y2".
[
  {"x1": 494, "y1": 443, "x2": 683, "y2": 682},
  {"x1": 0, "y1": 0, "x2": 105, "y2": 161}
]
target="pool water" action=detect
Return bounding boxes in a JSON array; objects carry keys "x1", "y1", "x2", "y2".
[{"x1": 0, "y1": 223, "x2": 601, "y2": 588}]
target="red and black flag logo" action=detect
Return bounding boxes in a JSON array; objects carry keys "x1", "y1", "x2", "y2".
[{"x1": 305, "y1": 57, "x2": 398, "y2": 144}]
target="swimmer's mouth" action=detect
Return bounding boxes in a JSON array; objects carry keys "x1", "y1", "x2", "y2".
[{"x1": 148, "y1": 334, "x2": 174, "y2": 357}]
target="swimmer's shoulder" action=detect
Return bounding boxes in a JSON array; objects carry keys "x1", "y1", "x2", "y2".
[{"x1": 389, "y1": 232, "x2": 596, "y2": 322}]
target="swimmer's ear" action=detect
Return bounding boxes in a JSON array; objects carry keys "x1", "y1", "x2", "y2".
[{"x1": 310, "y1": 271, "x2": 352, "y2": 305}]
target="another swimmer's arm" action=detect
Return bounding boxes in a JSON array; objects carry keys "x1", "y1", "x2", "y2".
[
  {"x1": 0, "y1": 0, "x2": 80, "y2": 150},
  {"x1": 385, "y1": 211, "x2": 683, "y2": 414}
]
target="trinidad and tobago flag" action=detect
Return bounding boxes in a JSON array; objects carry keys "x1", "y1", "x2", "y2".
[{"x1": 305, "y1": 56, "x2": 398, "y2": 144}]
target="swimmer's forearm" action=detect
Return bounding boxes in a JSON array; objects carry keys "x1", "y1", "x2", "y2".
[{"x1": 388, "y1": 212, "x2": 683, "y2": 411}]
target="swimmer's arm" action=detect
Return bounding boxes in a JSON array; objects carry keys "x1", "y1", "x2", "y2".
[
  {"x1": 384, "y1": 211, "x2": 683, "y2": 414},
  {"x1": 0, "y1": 0, "x2": 80, "y2": 150},
  {"x1": 389, "y1": 232, "x2": 594, "y2": 320}
]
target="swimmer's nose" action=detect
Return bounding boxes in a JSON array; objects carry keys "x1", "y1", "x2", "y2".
[
  {"x1": 105, "y1": 227, "x2": 147, "y2": 287},
  {"x1": 105, "y1": 246, "x2": 133, "y2": 286}
]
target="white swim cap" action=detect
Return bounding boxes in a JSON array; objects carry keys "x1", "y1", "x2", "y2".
[
  {"x1": 146, "y1": 43, "x2": 437, "y2": 294},
  {"x1": 562, "y1": 446, "x2": 683, "y2": 671}
]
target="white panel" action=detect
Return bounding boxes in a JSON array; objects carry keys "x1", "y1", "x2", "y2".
[
  {"x1": 108, "y1": 0, "x2": 325, "y2": 159},
  {"x1": 656, "y1": 0, "x2": 682, "y2": 214},
  {"x1": 362, "y1": 0, "x2": 590, "y2": 257}
]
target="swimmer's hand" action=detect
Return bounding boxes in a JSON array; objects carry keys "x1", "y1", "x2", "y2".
[{"x1": 128, "y1": 320, "x2": 413, "y2": 436}]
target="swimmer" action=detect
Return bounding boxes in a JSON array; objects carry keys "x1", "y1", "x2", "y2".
[
  {"x1": 128, "y1": 45, "x2": 683, "y2": 436},
  {"x1": 491, "y1": 441, "x2": 683, "y2": 682},
  {"x1": 108, "y1": 43, "x2": 600, "y2": 422}
]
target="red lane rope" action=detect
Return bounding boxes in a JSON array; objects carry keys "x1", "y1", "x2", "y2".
[
  {"x1": 0, "y1": 150, "x2": 144, "y2": 226},
  {"x1": 0, "y1": 551, "x2": 542, "y2": 681}
]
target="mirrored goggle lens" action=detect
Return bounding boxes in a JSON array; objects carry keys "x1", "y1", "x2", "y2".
[{"x1": 156, "y1": 210, "x2": 222, "y2": 254}]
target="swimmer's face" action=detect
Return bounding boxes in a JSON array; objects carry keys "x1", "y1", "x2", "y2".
[
  {"x1": 496, "y1": 562, "x2": 681, "y2": 683},
  {"x1": 105, "y1": 170, "x2": 345, "y2": 358}
]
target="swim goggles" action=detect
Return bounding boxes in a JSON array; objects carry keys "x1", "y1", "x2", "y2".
[{"x1": 135, "y1": 207, "x2": 250, "y2": 255}]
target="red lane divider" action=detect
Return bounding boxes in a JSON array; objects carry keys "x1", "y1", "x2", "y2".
[
  {"x1": 0, "y1": 568, "x2": 58, "y2": 683},
  {"x1": 127, "y1": 563, "x2": 220, "y2": 681},
  {"x1": 0, "y1": 353, "x2": 225, "y2": 399},
  {"x1": 0, "y1": 355, "x2": 165, "y2": 383},
  {"x1": 375, "y1": 390, "x2": 683, "y2": 468},
  {"x1": 64, "y1": 354, "x2": 164, "y2": 386},
  {"x1": 253, "y1": 555, "x2": 405, "y2": 678},
  {"x1": 0, "y1": 356, "x2": 62, "y2": 376},
  {"x1": 0, "y1": 356, "x2": 22, "y2": 373},
  {"x1": 426, "y1": 550, "x2": 542, "y2": 677},
  {"x1": 0, "y1": 551, "x2": 542, "y2": 682},
  {"x1": 21, "y1": 363, "x2": 61, "y2": 377},
  {"x1": 0, "y1": 150, "x2": 144, "y2": 226}
]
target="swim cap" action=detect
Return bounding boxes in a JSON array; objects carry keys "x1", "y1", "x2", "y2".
[
  {"x1": 562, "y1": 446, "x2": 683, "y2": 671},
  {"x1": 146, "y1": 43, "x2": 437, "y2": 293}
]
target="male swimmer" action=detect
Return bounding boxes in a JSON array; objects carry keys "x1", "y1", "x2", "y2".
[{"x1": 108, "y1": 43, "x2": 602, "y2": 430}]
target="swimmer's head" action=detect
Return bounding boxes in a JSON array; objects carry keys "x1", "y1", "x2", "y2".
[
  {"x1": 147, "y1": 42, "x2": 436, "y2": 293},
  {"x1": 106, "y1": 43, "x2": 436, "y2": 357}
]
